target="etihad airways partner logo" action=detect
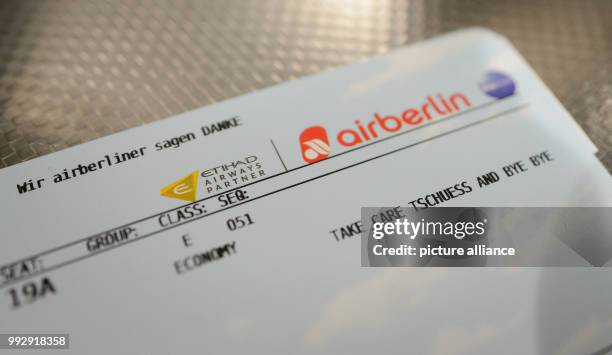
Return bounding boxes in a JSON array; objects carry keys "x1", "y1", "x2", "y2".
[
  {"x1": 298, "y1": 92, "x2": 471, "y2": 164},
  {"x1": 160, "y1": 171, "x2": 199, "y2": 202},
  {"x1": 160, "y1": 156, "x2": 266, "y2": 203}
]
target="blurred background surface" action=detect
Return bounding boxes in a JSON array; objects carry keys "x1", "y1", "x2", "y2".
[{"x1": 0, "y1": 0, "x2": 610, "y2": 169}]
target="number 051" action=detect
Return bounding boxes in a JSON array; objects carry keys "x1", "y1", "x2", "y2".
[{"x1": 226, "y1": 213, "x2": 254, "y2": 231}]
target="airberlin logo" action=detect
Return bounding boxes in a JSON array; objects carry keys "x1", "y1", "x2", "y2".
[
  {"x1": 300, "y1": 126, "x2": 331, "y2": 163},
  {"x1": 298, "y1": 92, "x2": 471, "y2": 163}
]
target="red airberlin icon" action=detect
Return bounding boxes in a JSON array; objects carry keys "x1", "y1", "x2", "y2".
[{"x1": 300, "y1": 126, "x2": 331, "y2": 163}]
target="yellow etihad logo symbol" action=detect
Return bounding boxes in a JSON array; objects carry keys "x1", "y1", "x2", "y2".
[{"x1": 160, "y1": 171, "x2": 198, "y2": 202}]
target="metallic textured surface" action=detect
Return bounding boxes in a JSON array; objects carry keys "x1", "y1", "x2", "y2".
[{"x1": 0, "y1": 0, "x2": 610, "y2": 169}]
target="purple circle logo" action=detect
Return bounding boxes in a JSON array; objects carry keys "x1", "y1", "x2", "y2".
[{"x1": 479, "y1": 71, "x2": 516, "y2": 99}]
